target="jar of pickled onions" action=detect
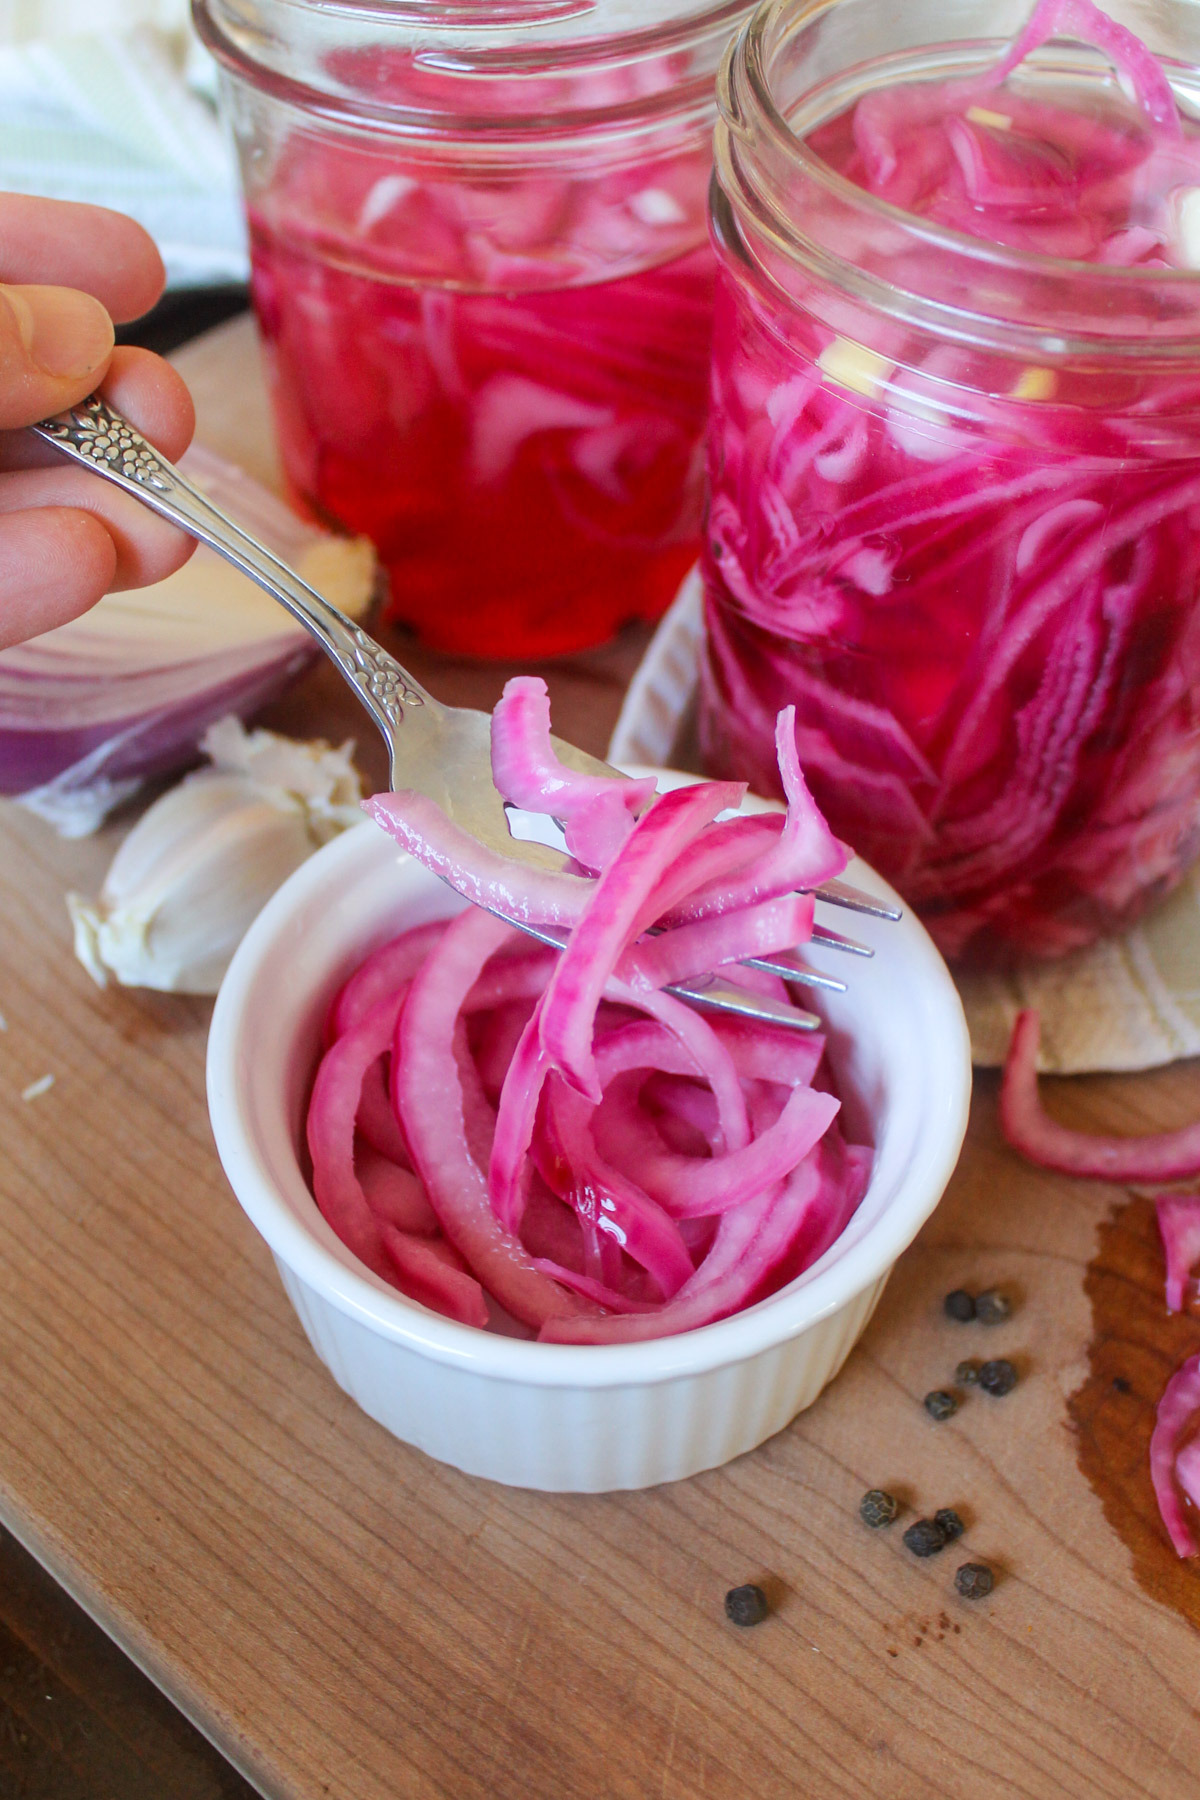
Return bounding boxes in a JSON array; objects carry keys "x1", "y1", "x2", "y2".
[
  {"x1": 196, "y1": 0, "x2": 751, "y2": 658},
  {"x1": 700, "y1": 0, "x2": 1200, "y2": 962}
]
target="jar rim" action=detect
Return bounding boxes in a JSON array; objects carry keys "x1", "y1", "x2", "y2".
[
  {"x1": 197, "y1": 0, "x2": 751, "y2": 142},
  {"x1": 716, "y1": 0, "x2": 1200, "y2": 357}
]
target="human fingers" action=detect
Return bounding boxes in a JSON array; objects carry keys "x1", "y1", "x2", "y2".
[
  {"x1": 0, "y1": 462, "x2": 194, "y2": 591},
  {"x1": 0, "y1": 193, "x2": 165, "y2": 321},
  {"x1": 0, "y1": 346, "x2": 196, "y2": 474},
  {"x1": 0, "y1": 506, "x2": 116, "y2": 648},
  {"x1": 0, "y1": 284, "x2": 115, "y2": 430},
  {"x1": 98, "y1": 346, "x2": 196, "y2": 460}
]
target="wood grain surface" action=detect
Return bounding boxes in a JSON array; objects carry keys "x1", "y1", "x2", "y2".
[{"x1": 0, "y1": 316, "x2": 1196, "y2": 1800}]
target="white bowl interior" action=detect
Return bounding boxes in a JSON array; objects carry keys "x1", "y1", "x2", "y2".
[{"x1": 208, "y1": 807, "x2": 971, "y2": 1387}]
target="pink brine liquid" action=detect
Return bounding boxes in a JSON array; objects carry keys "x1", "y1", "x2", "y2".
[{"x1": 249, "y1": 152, "x2": 715, "y2": 658}]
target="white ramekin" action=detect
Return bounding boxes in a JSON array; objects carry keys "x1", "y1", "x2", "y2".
[{"x1": 207, "y1": 795, "x2": 971, "y2": 1492}]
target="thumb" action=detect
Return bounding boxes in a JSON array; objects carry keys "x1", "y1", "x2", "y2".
[{"x1": 0, "y1": 283, "x2": 115, "y2": 430}]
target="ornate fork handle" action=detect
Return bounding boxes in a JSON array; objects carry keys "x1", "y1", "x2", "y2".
[{"x1": 31, "y1": 396, "x2": 430, "y2": 738}]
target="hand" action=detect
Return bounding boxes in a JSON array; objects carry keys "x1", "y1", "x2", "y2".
[{"x1": 0, "y1": 192, "x2": 196, "y2": 650}]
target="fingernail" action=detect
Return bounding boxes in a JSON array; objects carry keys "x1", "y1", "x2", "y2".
[{"x1": 1, "y1": 283, "x2": 113, "y2": 379}]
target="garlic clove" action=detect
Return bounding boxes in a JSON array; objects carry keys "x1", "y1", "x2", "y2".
[
  {"x1": 199, "y1": 716, "x2": 364, "y2": 841},
  {"x1": 69, "y1": 794, "x2": 316, "y2": 994},
  {"x1": 68, "y1": 718, "x2": 366, "y2": 995}
]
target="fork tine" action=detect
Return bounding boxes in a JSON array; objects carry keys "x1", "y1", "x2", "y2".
[
  {"x1": 810, "y1": 923, "x2": 874, "y2": 958},
  {"x1": 665, "y1": 975, "x2": 821, "y2": 1031},
  {"x1": 812, "y1": 877, "x2": 902, "y2": 921},
  {"x1": 740, "y1": 952, "x2": 847, "y2": 993},
  {"x1": 482, "y1": 908, "x2": 823, "y2": 1030}
]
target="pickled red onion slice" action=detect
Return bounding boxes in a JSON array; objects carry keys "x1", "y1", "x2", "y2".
[
  {"x1": 355, "y1": 1057, "x2": 411, "y2": 1166},
  {"x1": 1156, "y1": 1195, "x2": 1200, "y2": 1313},
  {"x1": 988, "y1": 0, "x2": 1181, "y2": 136},
  {"x1": 490, "y1": 675, "x2": 656, "y2": 869},
  {"x1": 307, "y1": 989, "x2": 408, "y2": 1282},
  {"x1": 537, "y1": 779, "x2": 743, "y2": 1102},
  {"x1": 659, "y1": 710, "x2": 848, "y2": 924},
  {"x1": 307, "y1": 702, "x2": 870, "y2": 1337},
  {"x1": 394, "y1": 905, "x2": 591, "y2": 1330},
  {"x1": 326, "y1": 918, "x2": 448, "y2": 1041},
  {"x1": 619, "y1": 893, "x2": 814, "y2": 991},
  {"x1": 1151, "y1": 1353, "x2": 1200, "y2": 1556},
  {"x1": 357, "y1": 1148, "x2": 437, "y2": 1235},
  {"x1": 364, "y1": 788, "x2": 593, "y2": 927},
  {"x1": 1001, "y1": 1010, "x2": 1200, "y2": 1180},
  {"x1": 381, "y1": 1226, "x2": 488, "y2": 1329}
]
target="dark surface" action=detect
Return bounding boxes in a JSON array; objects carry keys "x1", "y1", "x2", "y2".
[
  {"x1": 0, "y1": 1525, "x2": 259, "y2": 1799},
  {"x1": 115, "y1": 287, "x2": 250, "y2": 358}
]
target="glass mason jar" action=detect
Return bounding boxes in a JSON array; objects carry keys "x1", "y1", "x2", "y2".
[
  {"x1": 196, "y1": 0, "x2": 752, "y2": 658},
  {"x1": 699, "y1": 0, "x2": 1200, "y2": 963}
]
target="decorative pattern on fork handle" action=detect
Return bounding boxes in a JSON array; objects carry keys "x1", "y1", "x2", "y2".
[
  {"x1": 37, "y1": 397, "x2": 174, "y2": 491},
  {"x1": 345, "y1": 628, "x2": 425, "y2": 724},
  {"x1": 39, "y1": 397, "x2": 427, "y2": 730}
]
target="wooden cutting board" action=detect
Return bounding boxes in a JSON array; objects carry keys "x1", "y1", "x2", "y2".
[{"x1": 0, "y1": 315, "x2": 1196, "y2": 1800}]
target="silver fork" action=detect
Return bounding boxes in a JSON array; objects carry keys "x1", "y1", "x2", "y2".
[{"x1": 32, "y1": 394, "x2": 898, "y2": 1032}]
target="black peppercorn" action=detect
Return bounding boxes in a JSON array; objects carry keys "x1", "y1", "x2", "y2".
[
  {"x1": 955, "y1": 1359, "x2": 981, "y2": 1386},
  {"x1": 978, "y1": 1358, "x2": 1018, "y2": 1397},
  {"x1": 934, "y1": 1508, "x2": 965, "y2": 1543},
  {"x1": 924, "y1": 1389, "x2": 958, "y2": 1421},
  {"x1": 859, "y1": 1489, "x2": 900, "y2": 1529},
  {"x1": 955, "y1": 1562, "x2": 995, "y2": 1599},
  {"x1": 943, "y1": 1289, "x2": 975, "y2": 1322},
  {"x1": 903, "y1": 1518, "x2": 947, "y2": 1558},
  {"x1": 975, "y1": 1288, "x2": 1012, "y2": 1326},
  {"x1": 724, "y1": 1584, "x2": 769, "y2": 1627}
]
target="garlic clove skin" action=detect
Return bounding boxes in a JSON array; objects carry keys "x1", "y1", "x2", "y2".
[
  {"x1": 68, "y1": 718, "x2": 365, "y2": 995},
  {"x1": 200, "y1": 716, "x2": 364, "y2": 843}
]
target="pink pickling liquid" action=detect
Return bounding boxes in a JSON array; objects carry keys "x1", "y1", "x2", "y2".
[
  {"x1": 700, "y1": 0, "x2": 1200, "y2": 962},
  {"x1": 246, "y1": 62, "x2": 717, "y2": 660}
]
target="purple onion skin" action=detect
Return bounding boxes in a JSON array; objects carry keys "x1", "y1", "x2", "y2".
[{"x1": 0, "y1": 646, "x2": 315, "y2": 797}]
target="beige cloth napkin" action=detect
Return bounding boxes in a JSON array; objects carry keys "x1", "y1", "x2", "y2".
[{"x1": 610, "y1": 570, "x2": 1200, "y2": 1075}]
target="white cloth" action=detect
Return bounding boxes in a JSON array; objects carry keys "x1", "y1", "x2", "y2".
[{"x1": 0, "y1": 7, "x2": 247, "y2": 289}]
